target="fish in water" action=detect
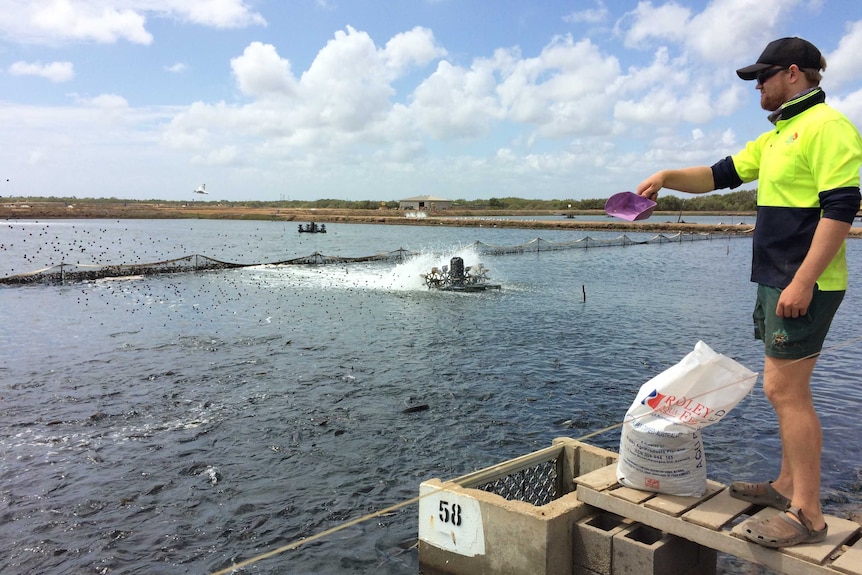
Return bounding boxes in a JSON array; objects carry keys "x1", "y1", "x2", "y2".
[{"x1": 402, "y1": 404, "x2": 429, "y2": 414}]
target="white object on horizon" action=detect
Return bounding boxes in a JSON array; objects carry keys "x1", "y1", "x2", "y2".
[{"x1": 193, "y1": 184, "x2": 208, "y2": 194}]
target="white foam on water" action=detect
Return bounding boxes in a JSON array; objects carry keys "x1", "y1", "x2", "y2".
[{"x1": 248, "y1": 245, "x2": 491, "y2": 291}]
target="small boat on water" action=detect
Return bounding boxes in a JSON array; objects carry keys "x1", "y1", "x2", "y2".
[
  {"x1": 421, "y1": 257, "x2": 501, "y2": 292},
  {"x1": 298, "y1": 222, "x2": 326, "y2": 233}
]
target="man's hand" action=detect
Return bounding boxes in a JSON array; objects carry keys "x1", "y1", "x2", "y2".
[
  {"x1": 776, "y1": 281, "x2": 814, "y2": 318},
  {"x1": 636, "y1": 172, "x2": 663, "y2": 202}
]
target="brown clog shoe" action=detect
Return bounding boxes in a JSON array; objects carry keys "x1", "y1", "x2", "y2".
[
  {"x1": 743, "y1": 506, "x2": 828, "y2": 548},
  {"x1": 729, "y1": 481, "x2": 791, "y2": 510}
]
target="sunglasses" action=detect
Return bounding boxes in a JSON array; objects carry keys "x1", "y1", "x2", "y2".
[{"x1": 756, "y1": 66, "x2": 788, "y2": 85}]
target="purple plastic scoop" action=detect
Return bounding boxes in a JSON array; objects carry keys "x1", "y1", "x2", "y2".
[{"x1": 604, "y1": 191, "x2": 657, "y2": 221}]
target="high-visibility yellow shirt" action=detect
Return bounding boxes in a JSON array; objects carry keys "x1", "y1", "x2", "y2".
[{"x1": 731, "y1": 89, "x2": 862, "y2": 290}]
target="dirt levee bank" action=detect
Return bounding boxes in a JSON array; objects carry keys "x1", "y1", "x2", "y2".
[{"x1": 4, "y1": 200, "x2": 861, "y2": 237}]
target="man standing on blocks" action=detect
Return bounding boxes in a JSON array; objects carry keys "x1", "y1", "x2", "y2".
[{"x1": 636, "y1": 37, "x2": 862, "y2": 548}]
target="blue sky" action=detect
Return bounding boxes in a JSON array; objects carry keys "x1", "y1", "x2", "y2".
[{"x1": 2, "y1": 0, "x2": 862, "y2": 203}]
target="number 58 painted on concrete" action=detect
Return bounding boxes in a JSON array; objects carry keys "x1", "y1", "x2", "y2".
[
  {"x1": 418, "y1": 483, "x2": 485, "y2": 557},
  {"x1": 438, "y1": 499, "x2": 463, "y2": 526}
]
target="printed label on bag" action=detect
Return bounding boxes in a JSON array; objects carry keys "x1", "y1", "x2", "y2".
[{"x1": 642, "y1": 389, "x2": 728, "y2": 427}]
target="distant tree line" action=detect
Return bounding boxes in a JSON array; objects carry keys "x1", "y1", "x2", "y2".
[
  {"x1": 5, "y1": 189, "x2": 759, "y2": 212},
  {"x1": 457, "y1": 189, "x2": 758, "y2": 212}
]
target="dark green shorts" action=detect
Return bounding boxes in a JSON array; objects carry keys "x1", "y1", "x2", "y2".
[{"x1": 753, "y1": 284, "x2": 844, "y2": 359}]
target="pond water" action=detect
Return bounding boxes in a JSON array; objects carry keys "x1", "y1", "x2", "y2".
[{"x1": 1, "y1": 219, "x2": 860, "y2": 574}]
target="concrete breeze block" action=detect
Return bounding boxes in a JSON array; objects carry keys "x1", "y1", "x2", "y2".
[
  {"x1": 572, "y1": 512, "x2": 633, "y2": 575},
  {"x1": 612, "y1": 523, "x2": 702, "y2": 575}
]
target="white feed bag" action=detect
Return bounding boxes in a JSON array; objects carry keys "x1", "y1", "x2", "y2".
[{"x1": 617, "y1": 341, "x2": 757, "y2": 496}]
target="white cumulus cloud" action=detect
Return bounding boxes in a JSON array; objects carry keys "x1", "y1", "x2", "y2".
[
  {"x1": 825, "y1": 19, "x2": 862, "y2": 91},
  {"x1": 8, "y1": 60, "x2": 74, "y2": 82},
  {"x1": 231, "y1": 42, "x2": 298, "y2": 98},
  {"x1": 0, "y1": 0, "x2": 264, "y2": 45},
  {"x1": 564, "y1": 1, "x2": 609, "y2": 24}
]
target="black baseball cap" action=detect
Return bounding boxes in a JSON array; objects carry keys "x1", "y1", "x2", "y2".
[{"x1": 736, "y1": 37, "x2": 822, "y2": 81}]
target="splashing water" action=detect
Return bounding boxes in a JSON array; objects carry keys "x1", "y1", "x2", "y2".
[
  {"x1": 372, "y1": 244, "x2": 488, "y2": 291},
  {"x1": 247, "y1": 244, "x2": 491, "y2": 291}
]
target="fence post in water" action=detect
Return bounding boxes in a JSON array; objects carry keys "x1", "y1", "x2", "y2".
[{"x1": 582, "y1": 284, "x2": 586, "y2": 302}]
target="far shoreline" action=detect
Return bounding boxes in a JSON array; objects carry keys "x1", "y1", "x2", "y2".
[{"x1": 3, "y1": 199, "x2": 862, "y2": 237}]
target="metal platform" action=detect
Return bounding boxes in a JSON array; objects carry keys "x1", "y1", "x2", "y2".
[{"x1": 575, "y1": 464, "x2": 862, "y2": 575}]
